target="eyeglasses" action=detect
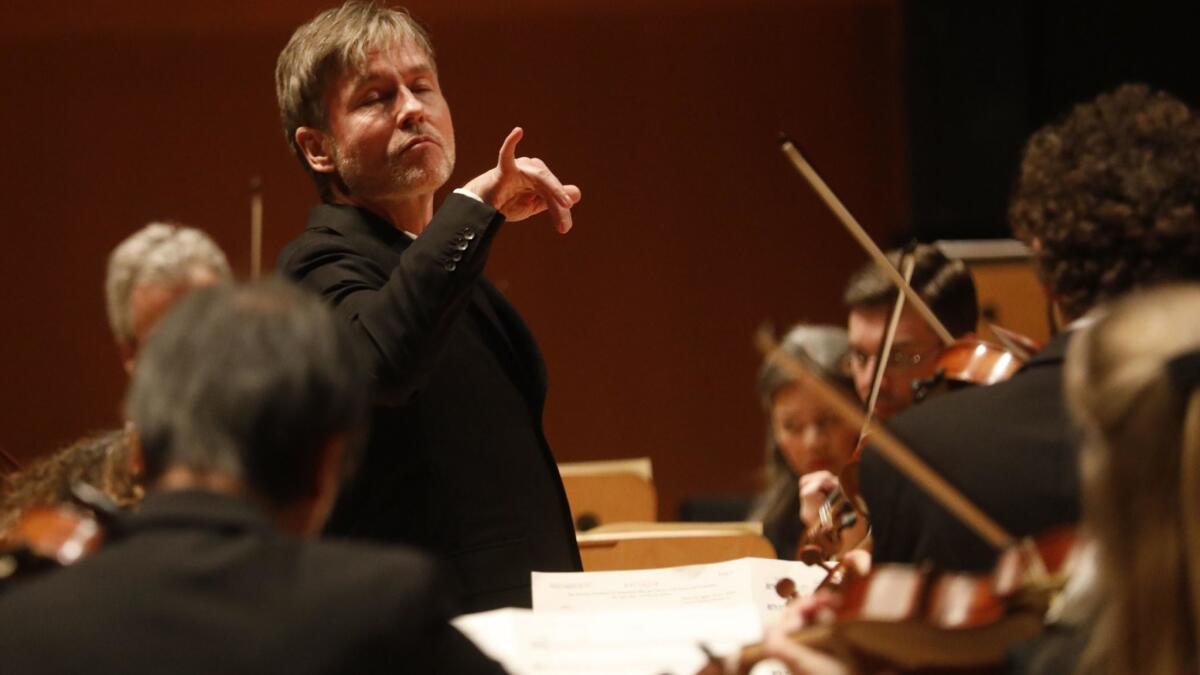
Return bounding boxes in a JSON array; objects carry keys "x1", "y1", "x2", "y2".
[{"x1": 847, "y1": 347, "x2": 938, "y2": 372}]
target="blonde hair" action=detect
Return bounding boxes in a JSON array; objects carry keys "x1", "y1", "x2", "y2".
[
  {"x1": 1066, "y1": 284, "x2": 1200, "y2": 675},
  {"x1": 274, "y1": 1, "x2": 434, "y2": 201},
  {"x1": 105, "y1": 223, "x2": 232, "y2": 346}
]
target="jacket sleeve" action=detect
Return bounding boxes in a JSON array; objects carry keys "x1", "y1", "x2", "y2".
[{"x1": 281, "y1": 194, "x2": 505, "y2": 405}]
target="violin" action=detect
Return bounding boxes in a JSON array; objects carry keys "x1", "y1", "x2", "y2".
[
  {"x1": 777, "y1": 135, "x2": 1036, "y2": 397},
  {"x1": 714, "y1": 527, "x2": 1078, "y2": 674},
  {"x1": 913, "y1": 321, "x2": 1046, "y2": 399},
  {"x1": 912, "y1": 338, "x2": 1026, "y2": 402},
  {"x1": 758, "y1": 330, "x2": 1026, "y2": 555},
  {"x1": 0, "y1": 482, "x2": 118, "y2": 588},
  {"x1": 778, "y1": 136, "x2": 1041, "y2": 561},
  {"x1": 744, "y1": 333, "x2": 1079, "y2": 673},
  {"x1": 797, "y1": 444, "x2": 869, "y2": 564}
]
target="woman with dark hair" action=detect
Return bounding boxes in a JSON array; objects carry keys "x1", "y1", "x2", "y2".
[{"x1": 749, "y1": 324, "x2": 858, "y2": 560}]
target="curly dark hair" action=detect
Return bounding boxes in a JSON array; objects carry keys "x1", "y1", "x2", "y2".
[
  {"x1": 1009, "y1": 84, "x2": 1200, "y2": 320},
  {"x1": 0, "y1": 430, "x2": 142, "y2": 535}
]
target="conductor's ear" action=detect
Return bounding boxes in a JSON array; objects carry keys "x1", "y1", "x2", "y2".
[{"x1": 295, "y1": 127, "x2": 337, "y2": 174}]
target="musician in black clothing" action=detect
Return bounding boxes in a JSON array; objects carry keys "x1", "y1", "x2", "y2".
[
  {"x1": 862, "y1": 84, "x2": 1200, "y2": 572},
  {"x1": 274, "y1": 2, "x2": 583, "y2": 611},
  {"x1": 0, "y1": 281, "x2": 504, "y2": 674}
]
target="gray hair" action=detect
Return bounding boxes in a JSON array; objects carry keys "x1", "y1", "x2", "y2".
[
  {"x1": 105, "y1": 223, "x2": 232, "y2": 346},
  {"x1": 758, "y1": 324, "x2": 852, "y2": 405},
  {"x1": 275, "y1": 1, "x2": 435, "y2": 200},
  {"x1": 126, "y1": 280, "x2": 369, "y2": 505}
]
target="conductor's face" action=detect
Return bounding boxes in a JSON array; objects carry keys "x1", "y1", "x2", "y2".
[{"x1": 321, "y1": 41, "x2": 455, "y2": 201}]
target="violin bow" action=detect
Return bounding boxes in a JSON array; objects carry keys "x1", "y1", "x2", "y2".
[
  {"x1": 757, "y1": 329, "x2": 1015, "y2": 552},
  {"x1": 778, "y1": 136, "x2": 954, "y2": 347},
  {"x1": 814, "y1": 249, "x2": 913, "y2": 533},
  {"x1": 793, "y1": 244, "x2": 913, "y2": 556},
  {"x1": 249, "y1": 175, "x2": 264, "y2": 280},
  {"x1": 860, "y1": 248, "x2": 917, "y2": 437}
]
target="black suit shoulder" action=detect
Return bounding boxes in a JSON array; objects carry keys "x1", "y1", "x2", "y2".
[
  {"x1": 0, "y1": 494, "x2": 506, "y2": 675},
  {"x1": 861, "y1": 337, "x2": 1080, "y2": 570},
  {"x1": 278, "y1": 196, "x2": 505, "y2": 404}
]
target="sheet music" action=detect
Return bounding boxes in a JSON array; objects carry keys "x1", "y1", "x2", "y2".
[
  {"x1": 454, "y1": 606, "x2": 762, "y2": 675},
  {"x1": 532, "y1": 556, "x2": 827, "y2": 625},
  {"x1": 457, "y1": 558, "x2": 826, "y2": 674}
]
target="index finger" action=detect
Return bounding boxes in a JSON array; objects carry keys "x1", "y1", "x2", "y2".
[{"x1": 497, "y1": 127, "x2": 524, "y2": 174}]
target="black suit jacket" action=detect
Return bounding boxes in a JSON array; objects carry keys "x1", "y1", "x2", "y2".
[
  {"x1": 860, "y1": 333, "x2": 1081, "y2": 571},
  {"x1": 0, "y1": 491, "x2": 505, "y2": 674},
  {"x1": 279, "y1": 196, "x2": 580, "y2": 613}
]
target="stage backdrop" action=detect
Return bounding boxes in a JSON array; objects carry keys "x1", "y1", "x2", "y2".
[{"x1": 0, "y1": 0, "x2": 907, "y2": 519}]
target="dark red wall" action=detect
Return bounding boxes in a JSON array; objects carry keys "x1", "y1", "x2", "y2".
[{"x1": 0, "y1": 1, "x2": 906, "y2": 517}]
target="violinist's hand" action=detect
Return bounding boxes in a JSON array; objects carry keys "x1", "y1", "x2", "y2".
[
  {"x1": 763, "y1": 617, "x2": 851, "y2": 675},
  {"x1": 462, "y1": 127, "x2": 582, "y2": 234},
  {"x1": 840, "y1": 549, "x2": 872, "y2": 577},
  {"x1": 781, "y1": 589, "x2": 842, "y2": 632},
  {"x1": 799, "y1": 471, "x2": 840, "y2": 526}
]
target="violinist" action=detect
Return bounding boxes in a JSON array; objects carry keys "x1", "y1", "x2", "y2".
[
  {"x1": 0, "y1": 223, "x2": 230, "y2": 539},
  {"x1": 860, "y1": 83, "x2": 1200, "y2": 572},
  {"x1": 105, "y1": 222, "x2": 232, "y2": 376},
  {"x1": 843, "y1": 244, "x2": 979, "y2": 422},
  {"x1": 795, "y1": 246, "x2": 978, "y2": 553},
  {"x1": 749, "y1": 325, "x2": 859, "y2": 560},
  {"x1": 0, "y1": 281, "x2": 505, "y2": 674}
]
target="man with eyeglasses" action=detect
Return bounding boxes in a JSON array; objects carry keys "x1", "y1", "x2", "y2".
[
  {"x1": 859, "y1": 84, "x2": 1200, "y2": 574},
  {"x1": 843, "y1": 244, "x2": 979, "y2": 421},
  {"x1": 799, "y1": 244, "x2": 978, "y2": 540}
]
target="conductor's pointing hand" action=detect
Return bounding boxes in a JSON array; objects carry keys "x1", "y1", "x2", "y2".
[{"x1": 463, "y1": 127, "x2": 582, "y2": 234}]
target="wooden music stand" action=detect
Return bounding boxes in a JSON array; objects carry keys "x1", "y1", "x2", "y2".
[
  {"x1": 559, "y1": 458, "x2": 657, "y2": 530},
  {"x1": 577, "y1": 523, "x2": 775, "y2": 571},
  {"x1": 935, "y1": 239, "x2": 1051, "y2": 344}
]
